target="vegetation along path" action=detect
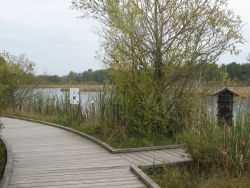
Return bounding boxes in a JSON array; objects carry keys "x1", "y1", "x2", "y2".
[{"x1": 0, "y1": 117, "x2": 190, "y2": 188}]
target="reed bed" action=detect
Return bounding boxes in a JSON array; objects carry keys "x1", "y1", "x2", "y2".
[
  {"x1": 22, "y1": 90, "x2": 99, "y2": 123},
  {"x1": 6, "y1": 89, "x2": 172, "y2": 148},
  {"x1": 143, "y1": 107, "x2": 250, "y2": 187}
]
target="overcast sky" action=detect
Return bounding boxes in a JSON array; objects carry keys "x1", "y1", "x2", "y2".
[{"x1": 0, "y1": 0, "x2": 250, "y2": 76}]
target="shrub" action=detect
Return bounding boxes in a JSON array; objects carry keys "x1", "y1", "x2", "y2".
[
  {"x1": 178, "y1": 111, "x2": 250, "y2": 176},
  {"x1": 0, "y1": 139, "x2": 7, "y2": 180},
  {"x1": 100, "y1": 87, "x2": 200, "y2": 139},
  {"x1": 144, "y1": 165, "x2": 250, "y2": 188}
]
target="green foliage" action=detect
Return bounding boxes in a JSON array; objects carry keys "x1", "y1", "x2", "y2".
[
  {"x1": 81, "y1": 69, "x2": 112, "y2": 84},
  {"x1": 30, "y1": 61, "x2": 250, "y2": 86},
  {"x1": 8, "y1": 91, "x2": 174, "y2": 149},
  {"x1": 187, "y1": 60, "x2": 250, "y2": 86},
  {"x1": 144, "y1": 165, "x2": 250, "y2": 188},
  {"x1": 0, "y1": 139, "x2": 7, "y2": 180},
  {"x1": 146, "y1": 165, "x2": 210, "y2": 188},
  {"x1": 178, "y1": 111, "x2": 250, "y2": 176},
  {"x1": 197, "y1": 62, "x2": 236, "y2": 86},
  {"x1": 24, "y1": 92, "x2": 85, "y2": 124},
  {"x1": 224, "y1": 62, "x2": 250, "y2": 85},
  {"x1": 100, "y1": 81, "x2": 202, "y2": 139},
  {"x1": 178, "y1": 117, "x2": 223, "y2": 171},
  {"x1": 72, "y1": 0, "x2": 244, "y2": 139},
  {"x1": 36, "y1": 75, "x2": 61, "y2": 84},
  {"x1": 36, "y1": 69, "x2": 112, "y2": 85},
  {"x1": 0, "y1": 51, "x2": 36, "y2": 111},
  {"x1": 144, "y1": 166, "x2": 193, "y2": 188},
  {"x1": 0, "y1": 57, "x2": 4, "y2": 109},
  {"x1": 224, "y1": 112, "x2": 250, "y2": 175},
  {"x1": 145, "y1": 107, "x2": 250, "y2": 186}
]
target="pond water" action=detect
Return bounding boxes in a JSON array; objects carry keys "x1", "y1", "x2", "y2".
[{"x1": 36, "y1": 88, "x2": 101, "y2": 107}]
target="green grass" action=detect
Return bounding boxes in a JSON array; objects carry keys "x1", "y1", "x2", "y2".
[
  {"x1": 4, "y1": 110, "x2": 175, "y2": 149},
  {"x1": 143, "y1": 165, "x2": 250, "y2": 188},
  {"x1": 142, "y1": 111, "x2": 250, "y2": 188},
  {"x1": 0, "y1": 139, "x2": 7, "y2": 180},
  {"x1": 72, "y1": 124, "x2": 174, "y2": 148},
  {"x1": 3, "y1": 86, "x2": 179, "y2": 149}
]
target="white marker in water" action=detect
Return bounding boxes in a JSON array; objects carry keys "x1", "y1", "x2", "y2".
[{"x1": 70, "y1": 88, "x2": 80, "y2": 105}]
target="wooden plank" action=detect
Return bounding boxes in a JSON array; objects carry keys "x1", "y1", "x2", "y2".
[
  {"x1": 8, "y1": 180, "x2": 146, "y2": 188},
  {"x1": 121, "y1": 153, "x2": 148, "y2": 165},
  {"x1": 1, "y1": 117, "x2": 191, "y2": 188},
  {"x1": 132, "y1": 152, "x2": 162, "y2": 165}
]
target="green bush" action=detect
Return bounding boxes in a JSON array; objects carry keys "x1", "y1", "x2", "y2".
[
  {"x1": 223, "y1": 112, "x2": 250, "y2": 175},
  {"x1": 8, "y1": 89, "x2": 175, "y2": 148},
  {"x1": 178, "y1": 111, "x2": 250, "y2": 176},
  {"x1": 144, "y1": 165, "x2": 250, "y2": 188},
  {"x1": 0, "y1": 139, "x2": 7, "y2": 179},
  {"x1": 100, "y1": 87, "x2": 199, "y2": 139},
  {"x1": 144, "y1": 166, "x2": 193, "y2": 188}
]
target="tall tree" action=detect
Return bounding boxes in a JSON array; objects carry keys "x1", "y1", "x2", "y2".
[
  {"x1": 67, "y1": 71, "x2": 77, "y2": 84},
  {"x1": 72, "y1": 0, "x2": 243, "y2": 134},
  {"x1": 0, "y1": 52, "x2": 36, "y2": 111}
]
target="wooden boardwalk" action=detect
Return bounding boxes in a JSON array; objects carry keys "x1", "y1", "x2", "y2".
[{"x1": 0, "y1": 117, "x2": 190, "y2": 188}]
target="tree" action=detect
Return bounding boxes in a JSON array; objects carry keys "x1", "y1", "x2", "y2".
[
  {"x1": 240, "y1": 63, "x2": 250, "y2": 85},
  {"x1": 72, "y1": 0, "x2": 243, "y2": 135},
  {"x1": 0, "y1": 51, "x2": 36, "y2": 111},
  {"x1": 195, "y1": 62, "x2": 226, "y2": 85},
  {"x1": 0, "y1": 57, "x2": 5, "y2": 109},
  {"x1": 222, "y1": 61, "x2": 250, "y2": 85},
  {"x1": 81, "y1": 69, "x2": 111, "y2": 84},
  {"x1": 67, "y1": 71, "x2": 77, "y2": 84},
  {"x1": 225, "y1": 62, "x2": 241, "y2": 81}
]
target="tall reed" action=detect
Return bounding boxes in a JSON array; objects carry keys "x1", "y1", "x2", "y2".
[
  {"x1": 22, "y1": 90, "x2": 97, "y2": 125},
  {"x1": 179, "y1": 108, "x2": 250, "y2": 176}
]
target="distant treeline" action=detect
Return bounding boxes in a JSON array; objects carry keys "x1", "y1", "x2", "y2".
[
  {"x1": 36, "y1": 69, "x2": 112, "y2": 85},
  {"x1": 35, "y1": 62, "x2": 250, "y2": 85},
  {"x1": 222, "y1": 62, "x2": 250, "y2": 85},
  {"x1": 199, "y1": 62, "x2": 250, "y2": 85}
]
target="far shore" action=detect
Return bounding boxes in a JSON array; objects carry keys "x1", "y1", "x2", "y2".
[{"x1": 30, "y1": 84, "x2": 110, "y2": 92}]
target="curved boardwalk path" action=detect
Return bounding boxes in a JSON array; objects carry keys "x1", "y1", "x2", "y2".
[{"x1": 0, "y1": 117, "x2": 190, "y2": 188}]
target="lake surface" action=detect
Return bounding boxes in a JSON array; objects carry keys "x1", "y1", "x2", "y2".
[{"x1": 37, "y1": 88, "x2": 101, "y2": 107}]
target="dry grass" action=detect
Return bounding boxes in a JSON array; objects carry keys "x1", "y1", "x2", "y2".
[{"x1": 29, "y1": 84, "x2": 111, "y2": 91}]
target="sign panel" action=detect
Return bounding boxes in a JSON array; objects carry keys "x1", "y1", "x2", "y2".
[{"x1": 70, "y1": 88, "x2": 80, "y2": 105}]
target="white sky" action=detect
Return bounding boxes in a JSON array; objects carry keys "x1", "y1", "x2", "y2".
[{"x1": 0, "y1": 0, "x2": 250, "y2": 75}]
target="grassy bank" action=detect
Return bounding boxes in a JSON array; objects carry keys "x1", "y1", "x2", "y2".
[
  {"x1": 143, "y1": 165, "x2": 250, "y2": 188},
  {"x1": 143, "y1": 111, "x2": 250, "y2": 187},
  {"x1": 2, "y1": 88, "x2": 178, "y2": 149},
  {"x1": 0, "y1": 139, "x2": 7, "y2": 180},
  {"x1": 3, "y1": 109, "x2": 175, "y2": 149}
]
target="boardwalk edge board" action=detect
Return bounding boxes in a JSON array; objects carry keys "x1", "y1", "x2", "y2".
[
  {"x1": 0, "y1": 135, "x2": 13, "y2": 188},
  {"x1": 141, "y1": 159, "x2": 192, "y2": 169},
  {"x1": 131, "y1": 166, "x2": 161, "y2": 188},
  {"x1": 113, "y1": 144, "x2": 185, "y2": 154},
  {"x1": 130, "y1": 159, "x2": 192, "y2": 188},
  {"x1": 0, "y1": 115, "x2": 184, "y2": 154},
  {"x1": 0, "y1": 115, "x2": 192, "y2": 188}
]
